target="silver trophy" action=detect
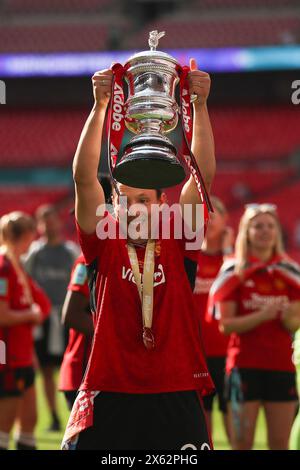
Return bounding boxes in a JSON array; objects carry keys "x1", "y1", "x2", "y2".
[{"x1": 113, "y1": 30, "x2": 186, "y2": 189}]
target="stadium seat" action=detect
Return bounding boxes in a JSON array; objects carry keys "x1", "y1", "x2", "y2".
[
  {"x1": 2, "y1": 0, "x2": 113, "y2": 14},
  {"x1": 1, "y1": 106, "x2": 299, "y2": 167},
  {"x1": 125, "y1": 16, "x2": 300, "y2": 49}
]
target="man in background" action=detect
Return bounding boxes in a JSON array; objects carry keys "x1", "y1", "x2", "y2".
[{"x1": 24, "y1": 205, "x2": 79, "y2": 431}]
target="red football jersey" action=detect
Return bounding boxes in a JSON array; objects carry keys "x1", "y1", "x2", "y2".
[
  {"x1": 75, "y1": 215, "x2": 214, "y2": 396},
  {"x1": 0, "y1": 253, "x2": 51, "y2": 369},
  {"x1": 194, "y1": 251, "x2": 229, "y2": 357},
  {"x1": 222, "y1": 258, "x2": 300, "y2": 372},
  {"x1": 59, "y1": 255, "x2": 92, "y2": 391}
]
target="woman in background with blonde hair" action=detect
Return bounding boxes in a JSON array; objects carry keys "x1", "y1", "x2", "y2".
[
  {"x1": 194, "y1": 195, "x2": 234, "y2": 443},
  {"x1": 209, "y1": 204, "x2": 300, "y2": 449},
  {"x1": 0, "y1": 212, "x2": 51, "y2": 450}
]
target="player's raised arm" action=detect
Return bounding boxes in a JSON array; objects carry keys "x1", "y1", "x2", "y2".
[
  {"x1": 180, "y1": 58, "x2": 216, "y2": 228},
  {"x1": 73, "y1": 69, "x2": 112, "y2": 234}
]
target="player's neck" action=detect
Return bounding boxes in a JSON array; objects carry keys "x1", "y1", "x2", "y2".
[
  {"x1": 249, "y1": 247, "x2": 274, "y2": 263},
  {"x1": 44, "y1": 234, "x2": 63, "y2": 246}
]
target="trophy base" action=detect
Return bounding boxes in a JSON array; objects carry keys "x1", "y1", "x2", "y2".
[{"x1": 113, "y1": 137, "x2": 186, "y2": 189}]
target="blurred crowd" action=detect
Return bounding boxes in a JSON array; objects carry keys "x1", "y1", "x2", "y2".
[{"x1": 0, "y1": 194, "x2": 300, "y2": 450}]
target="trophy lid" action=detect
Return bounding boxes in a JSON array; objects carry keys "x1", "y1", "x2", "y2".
[{"x1": 125, "y1": 30, "x2": 178, "y2": 67}]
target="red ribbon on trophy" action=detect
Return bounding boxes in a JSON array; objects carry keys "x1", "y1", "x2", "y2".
[
  {"x1": 176, "y1": 64, "x2": 213, "y2": 232},
  {"x1": 106, "y1": 62, "x2": 126, "y2": 196}
]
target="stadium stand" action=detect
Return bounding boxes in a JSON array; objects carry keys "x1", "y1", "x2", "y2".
[
  {"x1": 1, "y1": 0, "x2": 113, "y2": 14},
  {"x1": 125, "y1": 16, "x2": 300, "y2": 49},
  {"x1": 0, "y1": 22, "x2": 130, "y2": 53},
  {"x1": 1, "y1": 106, "x2": 299, "y2": 167},
  {"x1": 194, "y1": 0, "x2": 300, "y2": 9},
  {"x1": 0, "y1": 186, "x2": 71, "y2": 216}
]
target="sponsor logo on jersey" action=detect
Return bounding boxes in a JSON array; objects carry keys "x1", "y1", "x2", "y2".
[
  {"x1": 122, "y1": 264, "x2": 166, "y2": 287},
  {"x1": 243, "y1": 293, "x2": 289, "y2": 310}
]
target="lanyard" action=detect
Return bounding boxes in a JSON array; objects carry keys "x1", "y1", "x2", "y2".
[{"x1": 127, "y1": 240, "x2": 156, "y2": 350}]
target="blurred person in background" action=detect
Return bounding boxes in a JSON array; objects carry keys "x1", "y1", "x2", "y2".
[
  {"x1": 24, "y1": 205, "x2": 79, "y2": 432},
  {"x1": 193, "y1": 196, "x2": 234, "y2": 443},
  {"x1": 59, "y1": 254, "x2": 93, "y2": 410},
  {"x1": 59, "y1": 178, "x2": 115, "y2": 411},
  {"x1": 0, "y1": 212, "x2": 51, "y2": 450},
  {"x1": 211, "y1": 204, "x2": 300, "y2": 450}
]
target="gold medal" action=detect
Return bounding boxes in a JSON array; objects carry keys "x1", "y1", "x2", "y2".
[{"x1": 143, "y1": 326, "x2": 155, "y2": 350}]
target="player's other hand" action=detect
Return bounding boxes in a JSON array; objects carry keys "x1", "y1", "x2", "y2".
[
  {"x1": 92, "y1": 69, "x2": 113, "y2": 107},
  {"x1": 188, "y1": 58, "x2": 211, "y2": 106},
  {"x1": 260, "y1": 303, "x2": 281, "y2": 322},
  {"x1": 29, "y1": 303, "x2": 43, "y2": 325}
]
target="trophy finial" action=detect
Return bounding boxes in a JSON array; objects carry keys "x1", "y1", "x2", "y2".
[{"x1": 148, "y1": 30, "x2": 165, "y2": 51}]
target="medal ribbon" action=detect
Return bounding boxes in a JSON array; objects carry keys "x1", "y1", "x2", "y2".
[{"x1": 127, "y1": 240, "x2": 156, "y2": 350}]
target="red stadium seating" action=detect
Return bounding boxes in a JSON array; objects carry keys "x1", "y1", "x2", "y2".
[
  {"x1": 2, "y1": 0, "x2": 112, "y2": 14},
  {"x1": 0, "y1": 186, "x2": 71, "y2": 216},
  {"x1": 0, "y1": 186, "x2": 78, "y2": 242},
  {"x1": 195, "y1": 0, "x2": 299, "y2": 9},
  {"x1": 0, "y1": 22, "x2": 129, "y2": 53},
  {"x1": 125, "y1": 16, "x2": 300, "y2": 49},
  {"x1": 210, "y1": 105, "x2": 300, "y2": 160},
  {"x1": 0, "y1": 108, "x2": 87, "y2": 167},
  {"x1": 0, "y1": 105, "x2": 299, "y2": 167}
]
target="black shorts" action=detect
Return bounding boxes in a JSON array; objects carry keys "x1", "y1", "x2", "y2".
[
  {"x1": 35, "y1": 317, "x2": 68, "y2": 367},
  {"x1": 0, "y1": 366, "x2": 35, "y2": 398},
  {"x1": 76, "y1": 391, "x2": 212, "y2": 450},
  {"x1": 225, "y1": 368, "x2": 298, "y2": 403},
  {"x1": 63, "y1": 390, "x2": 78, "y2": 411},
  {"x1": 202, "y1": 356, "x2": 227, "y2": 414}
]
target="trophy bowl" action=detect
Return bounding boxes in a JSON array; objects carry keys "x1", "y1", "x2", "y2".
[{"x1": 112, "y1": 31, "x2": 186, "y2": 189}]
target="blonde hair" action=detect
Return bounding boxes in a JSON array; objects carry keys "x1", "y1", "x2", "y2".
[
  {"x1": 0, "y1": 211, "x2": 36, "y2": 305},
  {"x1": 235, "y1": 205, "x2": 284, "y2": 274}
]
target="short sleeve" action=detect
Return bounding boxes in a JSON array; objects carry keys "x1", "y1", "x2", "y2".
[
  {"x1": 75, "y1": 212, "x2": 118, "y2": 265},
  {"x1": 75, "y1": 220, "x2": 105, "y2": 265},
  {"x1": 167, "y1": 204, "x2": 205, "y2": 257},
  {"x1": 68, "y1": 259, "x2": 89, "y2": 299},
  {"x1": 0, "y1": 261, "x2": 11, "y2": 302},
  {"x1": 220, "y1": 287, "x2": 239, "y2": 303},
  {"x1": 289, "y1": 284, "x2": 300, "y2": 302},
  {"x1": 0, "y1": 275, "x2": 9, "y2": 302}
]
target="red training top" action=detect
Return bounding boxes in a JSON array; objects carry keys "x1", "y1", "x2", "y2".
[
  {"x1": 194, "y1": 251, "x2": 229, "y2": 357},
  {"x1": 222, "y1": 256, "x2": 300, "y2": 372},
  {"x1": 0, "y1": 253, "x2": 51, "y2": 369},
  {"x1": 59, "y1": 255, "x2": 92, "y2": 391},
  {"x1": 76, "y1": 215, "x2": 214, "y2": 396}
]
